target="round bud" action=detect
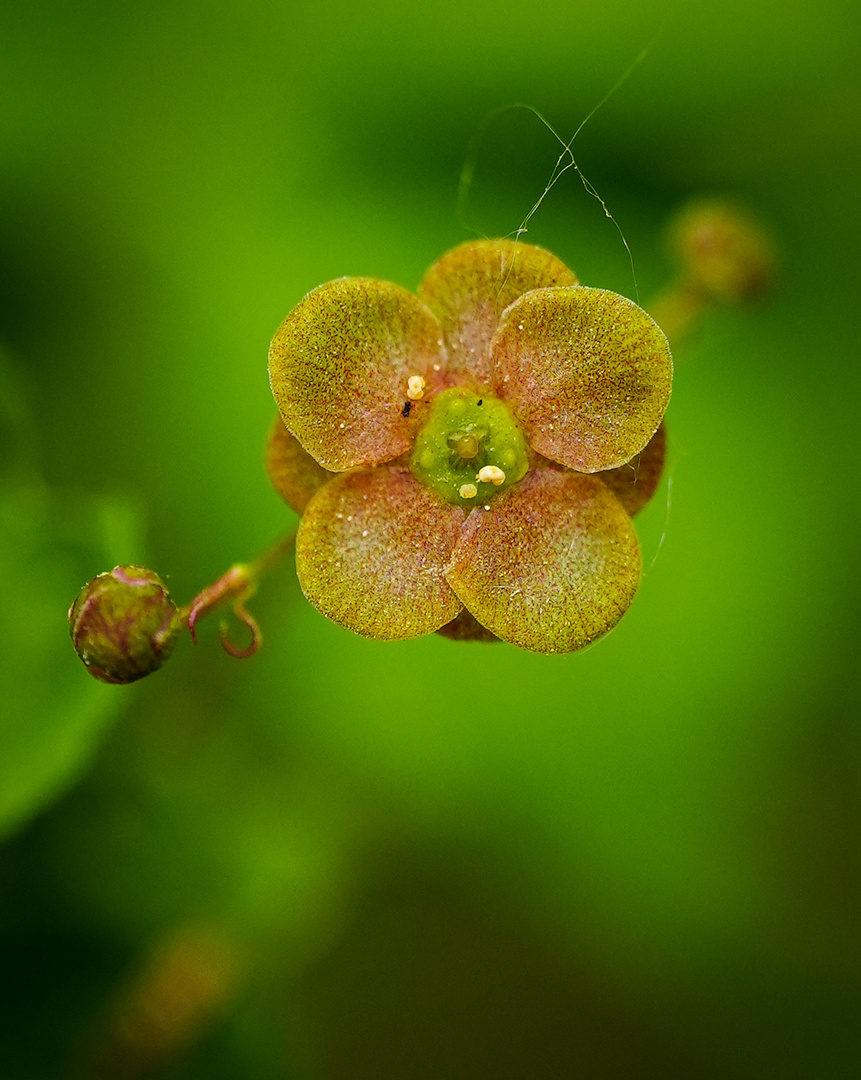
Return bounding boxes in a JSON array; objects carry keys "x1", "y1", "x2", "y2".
[
  {"x1": 670, "y1": 199, "x2": 776, "y2": 302},
  {"x1": 68, "y1": 566, "x2": 183, "y2": 684}
]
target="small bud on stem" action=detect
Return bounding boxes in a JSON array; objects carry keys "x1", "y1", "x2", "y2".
[
  {"x1": 69, "y1": 532, "x2": 295, "y2": 684},
  {"x1": 68, "y1": 567, "x2": 184, "y2": 684},
  {"x1": 652, "y1": 199, "x2": 777, "y2": 342}
]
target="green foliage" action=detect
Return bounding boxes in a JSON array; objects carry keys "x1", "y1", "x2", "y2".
[{"x1": 0, "y1": 355, "x2": 138, "y2": 839}]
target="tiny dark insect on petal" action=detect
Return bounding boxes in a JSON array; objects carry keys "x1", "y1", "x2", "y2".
[{"x1": 402, "y1": 401, "x2": 412, "y2": 417}]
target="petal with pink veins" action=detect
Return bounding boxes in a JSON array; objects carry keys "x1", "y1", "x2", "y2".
[
  {"x1": 265, "y1": 415, "x2": 335, "y2": 515},
  {"x1": 445, "y1": 469, "x2": 641, "y2": 653},
  {"x1": 418, "y1": 240, "x2": 578, "y2": 389},
  {"x1": 269, "y1": 278, "x2": 446, "y2": 471},
  {"x1": 597, "y1": 422, "x2": 667, "y2": 517},
  {"x1": 297, "y1": 466, "x2": 465, "y2": 640},
  {"x1": 492, "y1": 286, "x2": 672, "y2": 472}
]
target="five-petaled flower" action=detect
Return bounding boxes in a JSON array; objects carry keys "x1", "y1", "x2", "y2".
[{"x1": 267, "y1": 240, "x2": 671, "y2": 653}]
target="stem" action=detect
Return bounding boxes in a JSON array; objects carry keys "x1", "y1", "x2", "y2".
[
  {"x1": 246, "y1": 529, "x2": 297, "y2": 579},
  {"x1": 182, "y1": 529, "x2": 296, "y2": 658}
]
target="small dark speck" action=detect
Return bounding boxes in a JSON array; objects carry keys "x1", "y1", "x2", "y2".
[
  {"x1": 477, "y1": 399, "x2": 483, "y2": 406},
  {"x1": 401, "y1": 401, "x2": 412, "y2": 417}
]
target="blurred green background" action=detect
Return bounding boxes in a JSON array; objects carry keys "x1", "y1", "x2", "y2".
[{"x1": 2, "y1": 0, "x2": 860, "y2": 1076}]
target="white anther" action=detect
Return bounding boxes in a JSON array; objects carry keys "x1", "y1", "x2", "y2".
[
  {"x1": 477, "y1": 465, "x2": 506, "y2": 486},
  {"x1": 406, "y1": 375, "x2": 426, "y2": 400},
  {"x1": 459, "y1": 483, "x2": 478, "y2": 499}
]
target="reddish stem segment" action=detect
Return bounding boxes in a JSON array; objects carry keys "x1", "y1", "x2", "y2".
[
  {"x1": 219, "y1": 592, "x2": 261, "y2": 659},
  {"x1": 183, "y1": 531, "x2": 296, "y2": 658}
]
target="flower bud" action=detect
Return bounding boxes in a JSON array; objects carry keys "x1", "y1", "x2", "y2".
[
  {"x1": 68, "y1": 566, "x2": 184, "y2": 684},
  {"x1": 670, "y1": 199, "x2": 776, "y2": 302}
]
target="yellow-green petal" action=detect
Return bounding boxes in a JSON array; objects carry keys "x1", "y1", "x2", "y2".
[
  {"x1": 265, "y1": 415, "x2": 334, "y2": 515},
  {"x1": 269, "y1": 278, "x2": 446, "y2": 472},
  {"x1": 417, "y1": 239, "x2": 578, "y2": 389},
  {"x1": 492, "y1": 286, "x2": 672, "y2": 472},
  {"x1": 296, "y1": 467, "x2": 464, "y2": 640},
  {"x1": 597, "y1": 422, "x2": 667, "y2": 517},
  {"x1": 445, "y1": 469, "x2": 641, "y2": 653}
]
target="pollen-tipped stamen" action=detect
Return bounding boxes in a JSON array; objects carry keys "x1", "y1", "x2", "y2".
[
  {"x1": 477, "y1": 465, "x2": 506, "y2": 486},
  {"x1": 406, "y1": 374, "x2": 426, "y2": 400}
]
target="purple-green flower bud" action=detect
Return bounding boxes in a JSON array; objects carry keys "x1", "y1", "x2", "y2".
[
  {"x1": 68, "y1": 566, "x2": 184, "y2": 684},
  {"x1": 670, "y1": 199, "x2": 776, "y2": 302}
]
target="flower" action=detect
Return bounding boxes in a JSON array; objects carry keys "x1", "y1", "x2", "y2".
[{"x1": 267, "y1": 240, "x2": 671, "y2": 653}]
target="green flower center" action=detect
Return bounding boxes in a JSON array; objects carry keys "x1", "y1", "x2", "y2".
[{"x1": 410, "y1": 388, "x2": 529, "y2": 507}]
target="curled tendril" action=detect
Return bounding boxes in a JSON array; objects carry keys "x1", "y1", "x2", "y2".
[
  {"x1": 184, "y1": 543, "x2": 283, "y2": 655},
  {"x1": 218, "y1": 590, "x2": 262, "y2": 658}
]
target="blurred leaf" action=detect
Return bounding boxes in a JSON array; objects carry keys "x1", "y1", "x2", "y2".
[{"x1": 0, "y1": 350, "x2": 141, "y2": 841}]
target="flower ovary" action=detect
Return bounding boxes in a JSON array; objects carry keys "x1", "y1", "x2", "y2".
[
  {"x1": 410, "y1": 387, "x2": 528, "y2": 507},
  {"x1": 447, "y1": 428, "x2": 486, "y2": 462}
]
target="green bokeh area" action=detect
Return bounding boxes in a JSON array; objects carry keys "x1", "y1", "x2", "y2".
[{"x1": 2, "y1": 1, "x2": 860, "y2": 1076}]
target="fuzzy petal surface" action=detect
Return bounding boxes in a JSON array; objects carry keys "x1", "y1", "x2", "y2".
[
  {"x1": 492, "y1": 286, "x2": 672, "y2": 472},
  {"x1": 265, "y1": 415, "x2": 334, "y2": 515},
  {"x1": 598, "y1": 422, "x2": 667, "y2": 517},
  {"x1": 445, "y1": 469, "x2": 641, "y2": 653},
  {"x1": 296, "y1": 466, "x2": 464, "y2": 640},
  {"x1": 269, "y1": 278, "x2": 446, "y2": 471},
  {"x1": 417, "y1": 240, "x2": 578, "y2": 389}
]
